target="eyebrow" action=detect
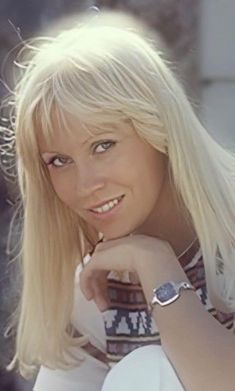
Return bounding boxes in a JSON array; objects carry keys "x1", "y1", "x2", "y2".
[{"x1": 40, "y1": 131, "x2": 116, "y2": 155}]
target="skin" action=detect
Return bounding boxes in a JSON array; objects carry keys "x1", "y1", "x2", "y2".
[
  {"x1": 39, "y1": 113, "x2": 235, "y2": 390},
  {"x1": 40, "y1": 119, "x2": 168, "y2": 240},
  {"x1": 39, "y1": 114, "x2": 196, "y2": 306},
  {"x1": 39, "y1": 116, "x2": 195, "y2": 254},
  {"x1": 79, "y1": 237, "x2": 235, "y2": 391}
]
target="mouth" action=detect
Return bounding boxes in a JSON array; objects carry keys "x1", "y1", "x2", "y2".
[{"x1": 88, "y1": 195, "x2": 125, "y2": 218}]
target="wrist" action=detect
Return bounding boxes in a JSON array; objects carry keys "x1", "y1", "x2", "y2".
[
  {"x1": 148, "y1": 281, "x2": 195, "y2": 315},
  {"x1": 138, "y1": 256, "x2": 189, "y2": 305}
]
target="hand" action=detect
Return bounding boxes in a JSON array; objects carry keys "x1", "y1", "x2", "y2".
[{"x1": 79, "y1": 234, "x2": 179, "y2": 311}]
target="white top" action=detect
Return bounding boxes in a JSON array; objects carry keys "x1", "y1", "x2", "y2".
[
  {"x1": 34, "y1": 261, "x2": 184, "y2": 391},
  {"x1": 34, "y1": 248, "x2": 230, "y2": 391}
]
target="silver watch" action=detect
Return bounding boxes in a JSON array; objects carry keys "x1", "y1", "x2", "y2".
[{"x1": 149, "y1": 281, "x2": 195, "y2": 312}]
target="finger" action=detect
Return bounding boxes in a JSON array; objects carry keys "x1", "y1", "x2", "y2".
[
  {"x1": 80, "y1": 269, "x2": 94, "y2": 300},
  {"x1": 92, "y1": 280, "x2": 110, "y2": 312},
  {"x1": 80, "y1": 266, "x2": 109, "y2": 302},
  {"x1": 89, "y1": 271, "x2": 109, "y2": 310}
]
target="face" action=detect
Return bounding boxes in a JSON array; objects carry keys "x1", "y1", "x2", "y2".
[{"x1": 39, "y1": 116, "x2": 168, "y2": 240}]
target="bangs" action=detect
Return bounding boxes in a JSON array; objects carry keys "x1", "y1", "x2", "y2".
[
  {"x1": 16, "y1": 21, "x2": 165, "y2": 170},
  {"x1": 33, "y1": 73, "x2": 129, "y2": 148}
]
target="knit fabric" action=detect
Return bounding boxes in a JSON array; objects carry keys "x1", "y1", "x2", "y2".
[{"x1": 102, "y1": 247, "x2": 234, "y2": 367}]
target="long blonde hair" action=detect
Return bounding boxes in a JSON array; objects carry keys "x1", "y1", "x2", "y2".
[{"x1": 2, "y1": 10, "x2": 235, "y2": 378}]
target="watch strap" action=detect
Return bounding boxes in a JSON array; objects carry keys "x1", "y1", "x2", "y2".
[{"x1": 149, "y1": 281, "x2": 195, "y2": 315}]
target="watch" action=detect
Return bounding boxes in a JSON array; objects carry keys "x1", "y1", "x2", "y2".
[{"x1": 149, "y1": 281, "x2": 195, "y2": 313}]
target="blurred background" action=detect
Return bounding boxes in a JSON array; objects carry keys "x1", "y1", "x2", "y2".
[{"x1": 0, "y1": 0, "x2": 234, "y2": 390}]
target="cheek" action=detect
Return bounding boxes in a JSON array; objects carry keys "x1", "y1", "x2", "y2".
[
  {"x1": 109, "y1": 146, "x2": 166, "y2": 192},
  {"x1": 134, "y1": 151, "x2": 167, "y2": 200},
  {"x1": 49, "y1": 171, "x2": 76, "y2": 207}
]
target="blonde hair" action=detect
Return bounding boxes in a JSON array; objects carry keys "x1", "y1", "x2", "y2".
[{"x1": 2, "y1": 9, "x2": 235, "y2": 378}]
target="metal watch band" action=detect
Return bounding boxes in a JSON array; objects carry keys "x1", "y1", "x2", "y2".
[{"x1": 148, "y1": 281, "x2": 195, "y2": 315}]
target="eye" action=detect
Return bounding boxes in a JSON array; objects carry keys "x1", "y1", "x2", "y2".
[
  {"x1": 93, "y1": 141, "x2": 116, "y2": 154},
  {"x1": 45, "y1": 155, "x2": 72, "y2": 168}
]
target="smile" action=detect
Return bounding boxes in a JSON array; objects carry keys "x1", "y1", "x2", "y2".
[{"x1": 89, "y1": 195, "x2": 124, "y2": 214}]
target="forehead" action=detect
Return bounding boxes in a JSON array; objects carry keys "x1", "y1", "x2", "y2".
[{"x1": 37, "y1": 108, "x2": 133, "y2": 152}]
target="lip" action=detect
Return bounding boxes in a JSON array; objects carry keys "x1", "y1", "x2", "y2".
[
  {"x1": 88, "y1": 195, "x2": 125, "y2": 219},
  {"x1": 87, "y1": 195, "x2": 124, "y2": 210}
]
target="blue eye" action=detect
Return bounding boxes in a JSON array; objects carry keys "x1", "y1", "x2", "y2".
[
  {"x1": 94, "y1": 141, "x2": 116, "y2": 154},
  {"x1": 47, "y1": 156, "x2": 72, "y2": 168}
]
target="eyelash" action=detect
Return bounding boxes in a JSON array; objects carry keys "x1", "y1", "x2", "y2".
[
  {"x1": 93, "y1": 140, "x2": 116, "y2": 154},
  {"x1": 46, "y1": 140, "x2": 116, "y2": 168},
  {"x1": 46, "y1": 156, "x2": 71, "y2": 168}
]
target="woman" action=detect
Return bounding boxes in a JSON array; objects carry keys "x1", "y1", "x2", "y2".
[{"x1": 2, "y1": 9, "x2": 235, "y2": 391}]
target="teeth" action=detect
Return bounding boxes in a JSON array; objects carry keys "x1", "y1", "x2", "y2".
[{"x1": 92, "y1": 197, "x2": 120, "y2": 213}]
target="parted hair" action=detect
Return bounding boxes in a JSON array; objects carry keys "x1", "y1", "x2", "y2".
[{"x1": 2, "y1": 9, "x2": 235, "y2": 378}]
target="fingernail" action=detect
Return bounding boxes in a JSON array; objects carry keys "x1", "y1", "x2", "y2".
[{"x1": 85, "y1": 289, "x2": 93, "y2": 300}]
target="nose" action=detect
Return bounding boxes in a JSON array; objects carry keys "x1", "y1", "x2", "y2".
[{"x1": 75, "y1": 162, "x2": 105, "y2": 198}]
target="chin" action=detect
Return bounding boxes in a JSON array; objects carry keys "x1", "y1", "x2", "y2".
[{"x1": 100, "y1": 225, "x2": 136, "y2": 241}]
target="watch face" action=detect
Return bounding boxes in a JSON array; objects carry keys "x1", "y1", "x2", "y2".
[{"x1": 155, "y1": 282, "x2": 178, "y2": 304}]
